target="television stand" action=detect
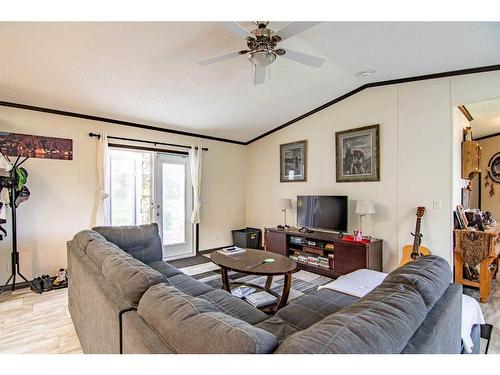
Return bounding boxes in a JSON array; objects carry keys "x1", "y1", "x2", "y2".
[
  {"x1": 298, "y1": 226, "x2": 314, "y2": 234},
  {"x1": 264, "y1": 227, "x2": 383, "y2": 278}
]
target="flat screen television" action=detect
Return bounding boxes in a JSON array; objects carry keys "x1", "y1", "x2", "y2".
[{"x1": 297, "y1": 195, "x2": 348, "y2": 232}]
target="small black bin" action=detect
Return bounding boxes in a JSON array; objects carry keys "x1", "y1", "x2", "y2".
[{"x1": 232, "y1": 227, "x2": 262, "y2": 249}]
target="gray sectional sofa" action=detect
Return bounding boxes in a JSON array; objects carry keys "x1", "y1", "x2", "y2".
[{"x1": 67, "y1": 223, "x2": 462, "y2": 354}]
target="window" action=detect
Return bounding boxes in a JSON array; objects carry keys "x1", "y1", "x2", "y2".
[{"x1": 108, "y1": 148, "x2": 152, "y2": 226}]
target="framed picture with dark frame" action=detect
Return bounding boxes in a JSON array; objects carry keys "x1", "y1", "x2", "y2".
[
  {"x1": 488, "y1": 152, "x2": 500, "y2": 183},
  {"x1": 335, "y1": 124, "x2": 380, "y2": 182},
  {"x1": 280, "y1": 140, "x2": 307, "y2": 182}
]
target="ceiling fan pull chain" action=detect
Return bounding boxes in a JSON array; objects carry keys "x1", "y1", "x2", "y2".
[{"x1": 268, "y1": 63, "x2": 271, "y2": 83}]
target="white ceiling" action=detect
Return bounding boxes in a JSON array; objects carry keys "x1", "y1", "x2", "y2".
[
  {"x1": 468, "y1": 97, "x2": 500, "y2": 138},
  {"x1": 0, "y1": 22, "x2": 499, "y2": 143}
]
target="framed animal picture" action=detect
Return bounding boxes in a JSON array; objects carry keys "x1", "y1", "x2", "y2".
[
  {"x1": 335, "y1": 124, "x2": 380, "y2": 182},
  {"x1": 280, "y1": 140, "x2": 307, "y2": 182}
]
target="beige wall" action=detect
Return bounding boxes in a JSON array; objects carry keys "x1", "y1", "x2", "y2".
[
  {"x1": 478, "y1": 135, "x2": 500, "y2": 219},
  {"x1": 2, "y1": 70, "x2": 500, "y2": 283},
  {"x1": 246, "y1": 71, "x2": 500, "y2": 272},
  {"x1": 0, "y1": 106, "x2": 247, "y2": 283}
]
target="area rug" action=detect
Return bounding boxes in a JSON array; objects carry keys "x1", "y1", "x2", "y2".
[{"x1": 177, "y1": 254, "x2": 333, "y2": 303}]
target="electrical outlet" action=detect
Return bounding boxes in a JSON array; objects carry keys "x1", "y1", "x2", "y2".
[
  {"x1": 7, "y1": 260, "x2": 11, "y2": 271},
  {"x1": 433, "y1": 200, "x2": 442, "y2": 210}
]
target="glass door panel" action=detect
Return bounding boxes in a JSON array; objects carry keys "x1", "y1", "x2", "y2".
[{"x1": 155, "y1": 153, "x2": 194, "y2": 260}]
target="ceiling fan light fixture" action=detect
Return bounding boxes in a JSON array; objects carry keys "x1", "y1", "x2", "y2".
[{"x1": 248, "y1": 46, "x2": 276, "y2": 66}]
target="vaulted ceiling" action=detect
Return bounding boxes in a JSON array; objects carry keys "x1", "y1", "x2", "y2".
[
  {"x1": 1, "y1": 22, "x2": 499, "y2": 142},
  {"x1": 468, "y1": 97, "x2": 500, "y2": 138}
]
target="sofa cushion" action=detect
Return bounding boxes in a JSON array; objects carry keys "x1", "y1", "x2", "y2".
[
  {"x1": 275, "y1": 288, "x2": 358, "y2": 331},
  {"x1": 137, "y1": 284, "x2": 279, "y2": 354},
  {"x1": 102, "y1": 253, "x2": 168, "y2": 307},
  {"x1": 383, "y1": 255, "x2": 452, "y2": 310},
  {"x1": 148, "y1": 260, "x2": 184, "y2": 278},
  {"x1": 72, "y1": 230, "x2": 106, "y2": 252},
  {"x1": 93, "y1": 224, "x2": 163, "y2": 264},
  {"x1": 86, "y1": 238, "x2": 126, "y2": 270},
  {"x1": 167, "y1": 273, "x2": 213, "y2": 297},
  {"x1": 402, "y1": 283, "x2": 462, "y2": 354},
  {"x1": 255, "y1": 316, "x2": 299, "y2": 342},
  {"x1": 197, "y1": 289, "x2": 268, "y2": 325},
  {"x1": 276, "y1": 283, "x2": 427, "y2": 354}
]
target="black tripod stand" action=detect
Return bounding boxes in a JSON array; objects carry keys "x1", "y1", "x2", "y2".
[{"x1": 0, "y1": 155, "x2": 33, "y2": 295}]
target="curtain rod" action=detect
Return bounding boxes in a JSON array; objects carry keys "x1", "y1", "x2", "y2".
[{"x1": 88, "y1": 133, "x2": 208, "y2": 151}]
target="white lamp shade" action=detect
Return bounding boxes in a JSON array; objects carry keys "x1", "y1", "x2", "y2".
[
  {"x1": 279, "y1": 198, "x2": 292, "y2": 210},
  {"x1": 356, "y1": 200, "x2": 376, "y2": 215}
]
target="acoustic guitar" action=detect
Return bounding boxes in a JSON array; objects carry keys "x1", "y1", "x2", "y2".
[{"x1": 399, "y1": 207, "x2": 431, "y2": 267}]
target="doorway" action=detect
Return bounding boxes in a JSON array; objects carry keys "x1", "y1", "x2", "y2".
[
  {"x1": 155, "y1": 153, "x2": 195, "y2": 260},
  {"x1": 108, "y1": 148, "x2": 195, "y2": 260}
]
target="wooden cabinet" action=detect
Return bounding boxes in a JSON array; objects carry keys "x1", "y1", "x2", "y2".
[
  {"x1": 462, "y1": 141, "x2": 482, "y2": 179},
  {"x1": 264, "y1": 227, "x2": 383, "y2": 278},
  {"x1": 332, "y1": 242, "x2": 368, "y2": 275}
]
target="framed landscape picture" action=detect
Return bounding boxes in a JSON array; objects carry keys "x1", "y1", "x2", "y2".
[
  {"x1": 335, "y1": 124, "x2": 380, "y2": 182},
  {"x1": 0, "y1": 132, "x2": 73, "y2": 160},
  {"x1": 280, "y1": 140, "x2": 307, "y2": 182}
]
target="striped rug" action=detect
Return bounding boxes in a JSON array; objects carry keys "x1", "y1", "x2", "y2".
[{"x1": 176, "y1": 253, "x2": 333, "y2": 303}]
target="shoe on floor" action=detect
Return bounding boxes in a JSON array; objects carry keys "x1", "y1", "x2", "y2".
[
  {"x1": 52, "y1": 268, "x2": 67, "y2": 288},
  {"x1": 41, "y1": 274, "x2": 52, "y2": 292},
  {"x1": 31, "y1": 276, "x2": 43, "y2": 294}
]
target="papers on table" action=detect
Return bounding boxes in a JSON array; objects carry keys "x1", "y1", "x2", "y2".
[{"x1": 217, "y1": 246, "x2": 246, "y2": 256}]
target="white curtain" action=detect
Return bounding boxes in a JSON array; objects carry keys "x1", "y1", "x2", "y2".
[
  {"x1": 188, "y1": 146, "x2": 203, "y2": 224},
  {"x1": 92, "y1": 133, "x2": 110, "y2": 226}
]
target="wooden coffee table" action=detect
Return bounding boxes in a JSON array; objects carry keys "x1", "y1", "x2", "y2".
[{"x1": 210, "y1": 249, "x2": 297, "y2": 312}]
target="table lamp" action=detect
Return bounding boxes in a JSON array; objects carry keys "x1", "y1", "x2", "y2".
[
  {"x1": 355, "y1": 200, "x2": 376, "y2": 236},
  {"x1": 279, "y1": 198, "x2": 292, "y2": 228}
]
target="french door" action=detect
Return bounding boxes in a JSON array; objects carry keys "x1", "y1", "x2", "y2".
[{"x1": 155, "y1": 153, "x2": 195, "y2": 260}]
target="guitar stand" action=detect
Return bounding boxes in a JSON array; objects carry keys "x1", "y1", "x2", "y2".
[{"x1": 0, "y1": 155, "x2": 35, "y2": 296}]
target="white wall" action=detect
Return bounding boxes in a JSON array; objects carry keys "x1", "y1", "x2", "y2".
[
  {"x1": 246, "y1": 71, "x2": 500, "y2": 272},
  {"x1": 0, "y1": 107, "x2": 247, "y2": 283}
]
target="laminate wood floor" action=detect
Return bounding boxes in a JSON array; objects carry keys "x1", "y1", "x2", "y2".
[
  {"x1": 0, "y1": 287, "x2": 82, "y2": 354},
  {"x1": 0, "y1": 274, "x2": 498, "y2": 354}
]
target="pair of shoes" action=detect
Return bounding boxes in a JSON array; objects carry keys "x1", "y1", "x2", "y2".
[
  {"x1": 31, "y1": 277, "x2": 43, "y2": 294},
  {"x1": 52, "y1": 268, "x2": 67, "y2": 288},
  {"x1": 41, "y1": 275, "x2": 52, "y2": 292}
]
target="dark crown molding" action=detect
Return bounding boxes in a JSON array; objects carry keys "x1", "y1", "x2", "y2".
[
  {"x1": 1, "y1": 64, "x2": 499, "y2": 146},
  {"x1": 246, "y1": 64, "x2": 500, "y2": 144},
  {"x1": 0, "y1": 101, "x2": 246, "y2": 146},
  {"x1": 474, "y1": 132, "x2": 500, "y2": 141},
  {"x1": 458, "y1": 105, "x2": 474, "y2": 122}
]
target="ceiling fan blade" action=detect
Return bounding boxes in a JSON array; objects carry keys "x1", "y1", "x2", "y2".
[
  {"x1": 274, "y1": 22, "x2": 321, "y2": 41},
  {"x1": 253, "y1": 65, "x2": 266, "y2": 85},
  {"x1": 280, "y1": 48, "x2": 325, "y2": 68},
  {"x1": 220, "y1": 22, "x2": 254, "y2": 39},
  {"x1": 198, "y1": 50, "x2": 244, "y2": 65}
]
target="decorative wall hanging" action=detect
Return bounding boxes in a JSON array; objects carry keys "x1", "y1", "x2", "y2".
[
  {"x1": 280, "y1": 140, "x2": 307, "y2": 182},
  {"x1": 487, "y1": 152, "x2": 500, "y2": 184},
  {"x1": 0, "y1": 132, "x2": 73, "y2": 160},
  {"x1": 335, "y1": 124, "x2": 380, "y2": 182},
  {"x1": 484, "y1": 174, "x2": 495, "y2": 197}
]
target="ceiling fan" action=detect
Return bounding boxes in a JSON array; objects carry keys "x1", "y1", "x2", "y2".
[{"x1": 199, "y1": 21, "x2": 325, "y2": 85}]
